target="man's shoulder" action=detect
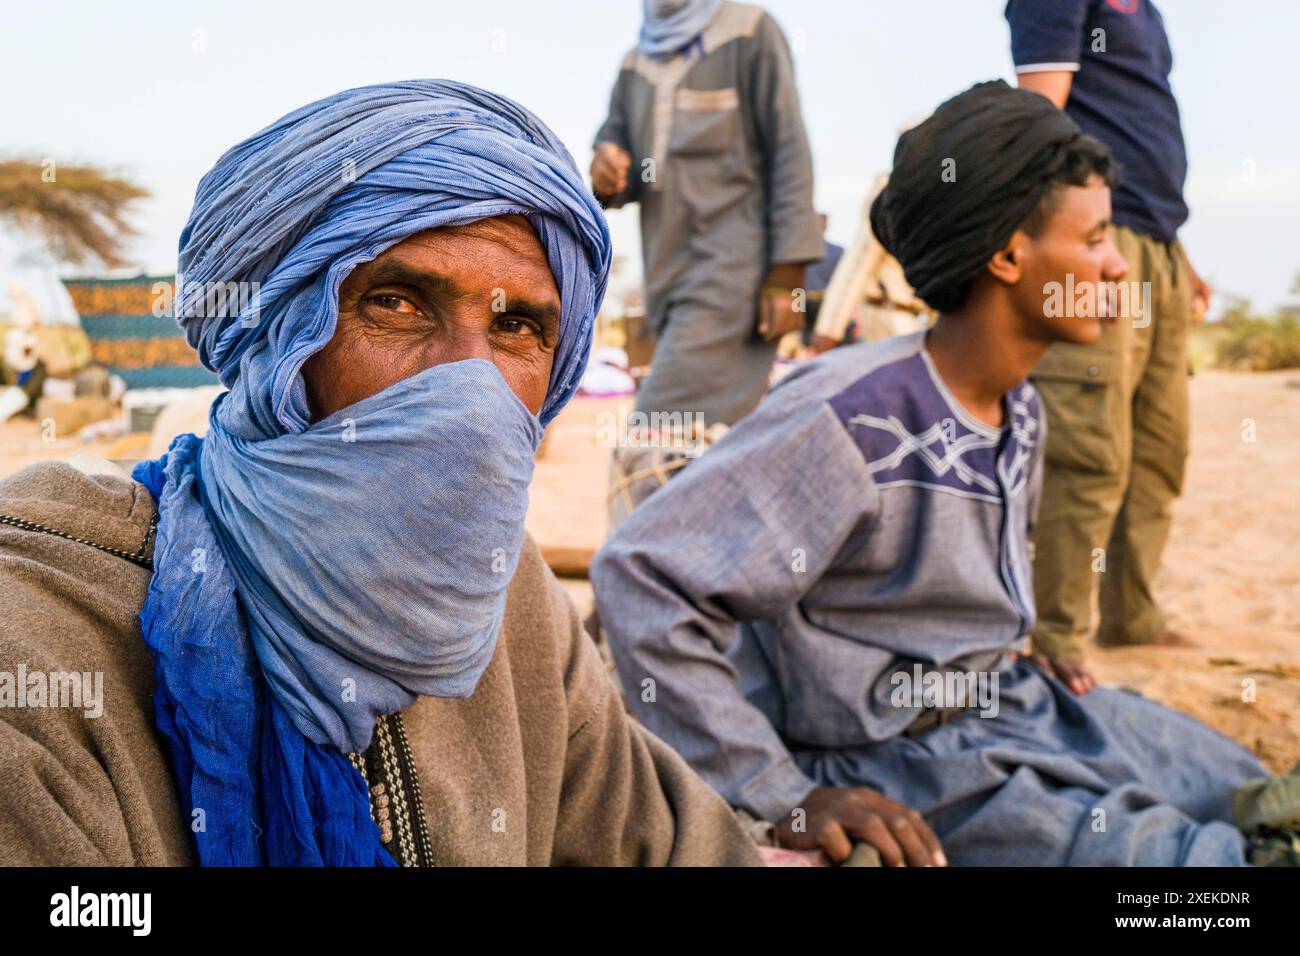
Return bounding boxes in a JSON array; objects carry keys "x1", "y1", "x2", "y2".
[
  {"x1": 770, "y1": 332, "x2": 1007, "y2": 476},
  {"x1": 676, "y1": 334, "x2": 929, "y2": 488},
  {"x1": 498, "y1": 533, "x2": 579, "y2": 676},
  {"x1": 503, "y1": 533, "x2": 560, "y2": 619},
  {"x1": 0, "y1": 458, "x2": 156, "y2": 556},
  {"x1": 0, "y1": 462, "x2": 191, "y2": 865},
  {"x1": 420, "y1": 529, "x2": 605, "y2": 766},
  {"x1": 706, "y1": 2, "x2": 769, "y2": 48},
  {"x1": 0, "y1": 459, "x2": 157, "y2": 697},
  {"x1": 766, "y1": 331, "x2": 927, "y2": 419}
]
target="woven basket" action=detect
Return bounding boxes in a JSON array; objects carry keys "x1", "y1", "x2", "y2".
[{"x1": 606, "y1": 420, "x2": 729, "y2": 530}]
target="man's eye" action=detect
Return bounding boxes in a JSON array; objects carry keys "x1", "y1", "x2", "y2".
[
  {"x1": 495, "y1": 315, "x2": 539, "y2": 336},
  {"x1": 367, "y1": 293, "x2": 419, "y2": 313}
]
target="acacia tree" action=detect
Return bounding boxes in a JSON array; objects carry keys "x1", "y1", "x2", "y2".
[{"x1": 0, "y1": 157, "x2": 149, "y2": 268}]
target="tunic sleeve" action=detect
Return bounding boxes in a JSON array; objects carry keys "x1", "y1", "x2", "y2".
[
  {"x1": 591, "y1": 365, "x2": 880, "y2": 821},
  {"x1": 747, "y1": 12, "x2": 824, "y2": 266},
  {"x1": 548, "y1": 566, "x2": 762, "y2": 866},
  {"x1": 1005, "y1": 0, "x2": 1090, "y2": 72},
  {"x1": 592, "y1": 63, "x2": 643, "y2": 210},
  {"x1": 0, "y1": 623, "x2": 141, "y2": 865},
  {"x1": 0, "y1": 718, "x2": 123, "y2": 865}
]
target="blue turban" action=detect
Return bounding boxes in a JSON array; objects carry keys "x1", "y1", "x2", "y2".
[
  {"x1": 132, "y1": 79, "x2": 611, "y2": 866},
  {"x1": 638, "y1": 0, "x2": 722, "y2": 58}
]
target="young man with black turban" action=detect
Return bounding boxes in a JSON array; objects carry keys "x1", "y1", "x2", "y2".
[{"x1": 593, "y1": 81, "x2": 1269, "y2": 866}]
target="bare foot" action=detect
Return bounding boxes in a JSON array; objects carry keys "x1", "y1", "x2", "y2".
[
  {"x1": 1029, "y1": 654, "x2": 1098, "y2": 695},
  {"x1": 1150, "y1": 630, "x2": 1200, "y2": 649}
]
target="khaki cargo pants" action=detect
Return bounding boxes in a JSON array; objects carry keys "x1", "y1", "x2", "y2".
[{"x1": 1030, "y1": 224, "x2": 1193, "y2": 659}]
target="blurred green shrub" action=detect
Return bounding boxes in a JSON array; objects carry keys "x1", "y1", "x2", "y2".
[{"x1": 1192, "y1": 274, "x2": 1300, "y2": 372}]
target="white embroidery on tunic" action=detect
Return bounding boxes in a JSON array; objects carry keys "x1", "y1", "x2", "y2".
[{"x1": 846, "y1": 413, "x2": 1002, "y2": 498}]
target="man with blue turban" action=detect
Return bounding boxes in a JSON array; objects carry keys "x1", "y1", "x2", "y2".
[{"x1": 0, "y1": 80, "x2": 760, "y2": 866}]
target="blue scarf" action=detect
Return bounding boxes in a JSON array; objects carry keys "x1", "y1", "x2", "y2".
[
  {"x1": 134, "y1": 80, "x2": 610, "y2": 866},
  {"x1": 638, "y1": 0, "x2": 722, "y2": 58}
]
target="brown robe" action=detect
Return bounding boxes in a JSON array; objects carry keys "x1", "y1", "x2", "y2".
[{"x1": 0, "y1": 461, "x2": 760, "y2": 866}]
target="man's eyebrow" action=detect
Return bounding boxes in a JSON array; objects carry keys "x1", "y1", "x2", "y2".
[
  {"x1": 361, "y1": 261, "x2": 462, "y2": 297},
  {"x1": 502, "y1": 296, "x2": 561, "y2": 325},
  {"x1": 1090, "y1": 217, "x2": 1111, "y2": 233},
  {"x1": 361, "y1": 261, "x2": 560, "y2": 323}
]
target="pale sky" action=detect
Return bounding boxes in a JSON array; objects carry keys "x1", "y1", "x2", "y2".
[{"x1": 3, "y1": 0, "x2": 1298, "y2": 314}]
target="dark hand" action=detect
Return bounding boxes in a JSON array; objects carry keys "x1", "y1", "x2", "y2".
[
  {"x1": 776, "y1": 786, "x2": 947, "y2": 867},
  {"x1": 807, "y1": 333, "x2": 840, "y2": 355},
  {"x1": 1184, "y1": 255, "x2": 1211, "y2": 322},
  {"x1": 590, "y1": 141, "x2": 631, "y2": 203},
  {"x1": 756, "y1": 263, "x2": 809, "y2": 343}
]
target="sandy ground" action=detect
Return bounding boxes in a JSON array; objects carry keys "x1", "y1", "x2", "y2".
[
  {"x1": 1083, "y1": 369, "x2": 1300, "y2": 772},
  {"x1": 4, "y1": 369, "x2": 1299, "y2": 770}
]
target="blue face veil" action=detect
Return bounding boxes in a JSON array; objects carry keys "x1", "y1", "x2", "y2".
[
  {"x1": 132, "y1": 80, "x2": 611, "y2": 866},
  {"x1": 638, "y1": 0, "x2": 722, "y2": 58}
]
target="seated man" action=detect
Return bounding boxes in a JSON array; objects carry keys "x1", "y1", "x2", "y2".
[
  {"x1": 592, "y1": 80, "x2": 1269, "y2": 867},
  {"x1": 0, "y1": 80, "x2": 760, "y2": 866}
]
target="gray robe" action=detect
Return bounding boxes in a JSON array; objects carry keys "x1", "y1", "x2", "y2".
[
  {"x1": 595, "y1": 1, "x2": 823, "y2": 426},
  {"x1": 592, "y1": 331, "x2": 1267, "y2": 865}
]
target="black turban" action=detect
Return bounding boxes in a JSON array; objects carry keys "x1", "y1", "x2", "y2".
[{"x1": 870, "y1": 80, "x2": 1091, "y2": 312}]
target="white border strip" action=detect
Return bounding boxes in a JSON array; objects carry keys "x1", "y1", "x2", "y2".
[{"x1": 1015, "y1": 62, "x2": 1081, "y2": 74}]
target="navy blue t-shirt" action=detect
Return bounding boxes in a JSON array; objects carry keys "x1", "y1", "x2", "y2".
[{"x1": 1006, "y1": 0, "x2": 1188, "y2": 243}]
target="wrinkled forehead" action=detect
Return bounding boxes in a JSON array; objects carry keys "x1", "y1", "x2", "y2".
[{"x1": 345, "y1": 215, "x2": 561, "y2": 306}]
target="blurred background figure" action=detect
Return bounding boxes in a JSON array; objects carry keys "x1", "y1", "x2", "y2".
[{"x1": 591, "y1": 0, "x2": 823, "y2": 432}]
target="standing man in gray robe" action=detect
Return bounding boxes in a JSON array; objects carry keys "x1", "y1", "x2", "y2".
[{"x1": 591, "y1": 0, "x2": 824, "y2": 429}]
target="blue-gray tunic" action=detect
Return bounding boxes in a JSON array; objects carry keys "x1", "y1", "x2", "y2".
[{"x1": 592, "y1": 330, "x2": 1267, "y2": 865}]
